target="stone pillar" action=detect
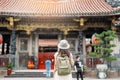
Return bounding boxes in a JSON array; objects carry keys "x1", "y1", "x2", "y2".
[
  {"x1": 9, "y1": 24, "x2": 17, "y2": 67},
  {"x1": 78, "y1": 31, "x2": 83, "y2": 54},
  {"x1": 6, "y1": 17, "x2": 20, "y2": 68},
  {"x1": 35, "y1": 34, "x2": 39, "y2": 57},
  {"x1": 10, "y1": 27, "x2": 16, "y2": 55},
  {"x1": 29, "y1": 35, "x2": 32, "y2": 56},
  {"x1": 32, "y1": 34, "x2": 38, "y2": 69},
  {"x1": 83, "y1": 33, "x2": 87, "y2": 65},
  {"x1": 14, "y1": 34, "x2": 19, "y2": 69}
]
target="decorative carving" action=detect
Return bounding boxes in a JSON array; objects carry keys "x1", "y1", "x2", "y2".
[
  {"x1": 0, "y1": 23, "x2": 9, "y2": 28},
  {"x1": 112, "y1": 17, "x2": 120, "y2": 27},
  {"x1": 109, "y1": 17, "x2": 120, "y2": 31},
  {"x1": 7, "y1": 23, "x2": 80, "y2": 35},
  {"x1": 16, "y1": 25, "x2": 37, "y2": 35},
  {"x1": 86, "y1": 22, "x2": 109, "y2": 29},
  {"x1": 6, "y1": 17, "x2": 20, "y2": 27},
  {"x1": 4, "y1": 17, "x2": 110, "y2": 35},
  {"x1": 74, "y1": 18, "x2": 87, "y2": 26},
  {"x1": 58, "y1": 26, "x2": 80, "y2": 35}
]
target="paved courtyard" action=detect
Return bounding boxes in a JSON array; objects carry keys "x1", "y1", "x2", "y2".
[
  {"x1": 0, "y1": 70, "x2": 120, "y2": 80},
  {"x1": 0, "y1": 77, "x2": 120, "y2": 80}
]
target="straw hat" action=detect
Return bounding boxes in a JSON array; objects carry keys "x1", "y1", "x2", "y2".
[{"x1": 58, "y1": 39, "x2": 70, "y2": 49}]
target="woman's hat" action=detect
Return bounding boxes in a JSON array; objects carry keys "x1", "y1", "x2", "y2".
[{"x1": 58, "y1": 39, "x2": 70, "y2": 49}]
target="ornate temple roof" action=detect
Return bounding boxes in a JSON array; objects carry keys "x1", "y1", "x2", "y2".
[{"x1": 0, "y1": 0, "x2": 120, "y2": 17}]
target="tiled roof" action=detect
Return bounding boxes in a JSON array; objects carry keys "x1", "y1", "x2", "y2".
[{"x1": 0, "y1": 0, "x2": 120, "y2": 17}]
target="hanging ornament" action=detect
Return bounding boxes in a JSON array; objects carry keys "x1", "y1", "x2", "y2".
[{"x1": 0, "y1": 34, "x2": 3, "y2": 44}]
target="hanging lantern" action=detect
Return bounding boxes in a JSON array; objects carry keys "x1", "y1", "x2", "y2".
[
  {"x1": 0, "y1": 34, "x2": 3, "y2": 44},
  {"x1": 92, "y1": 33, "x2": 99, "y2": 44},
  {"x1": 93, "y1": 39, "x2": 99, "y2": 44}
]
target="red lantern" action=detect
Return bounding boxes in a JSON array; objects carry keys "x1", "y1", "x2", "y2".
[
  {"x1": 92, "y1": 33, "x2": 99, "y2": 44},
  {"x1": 93, "y1": 39, "x2": 99, "y2": 44},
  {"x1": 0, "y1": 34, "x2": 3, "y2": 44},
  {"x1": 27, "y1": 61, "x2": 35, "y2": 69}
]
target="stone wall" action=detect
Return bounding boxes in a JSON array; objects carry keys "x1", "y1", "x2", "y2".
[
  {"x1": 84, "y1": 70, "x2": 120, "y2": 78},
  {"x1": 85, "y1": 70, "x2": 97, "y2": 78},
  {"x1": 107, "y1": 70, "x2": 119, "y2": 78}
]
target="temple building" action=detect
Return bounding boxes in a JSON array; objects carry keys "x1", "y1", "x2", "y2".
[{"x1": 0, "y1": 0, "x2": 120, "y2": 70}]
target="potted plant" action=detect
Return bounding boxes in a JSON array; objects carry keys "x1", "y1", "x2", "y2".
[
  {"x1": 7, "y1": 62, "x2": 13, "y2": 75},
  {"x1": 89, "y1": 30, "x2": 117, "y2": 78}
]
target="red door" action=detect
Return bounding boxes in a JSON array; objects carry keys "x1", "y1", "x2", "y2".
[{"x1": 38, "y1": 52, "x2": 54, "y2": 69}]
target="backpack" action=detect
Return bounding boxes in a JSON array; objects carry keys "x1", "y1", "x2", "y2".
[{"x1": 57, "y1": 56, "x2": 71, "y2": 75}]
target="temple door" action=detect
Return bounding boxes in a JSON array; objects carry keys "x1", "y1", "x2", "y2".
[{"x1": 38, "y1": 39, "x2": 58, "y2": 69}]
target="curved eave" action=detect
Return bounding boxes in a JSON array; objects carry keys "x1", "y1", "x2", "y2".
[{"x1": 0, "y1": 9, "x2": 120, "y2": 17}]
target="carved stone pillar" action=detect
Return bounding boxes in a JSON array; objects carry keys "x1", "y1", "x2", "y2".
[
  {"x1": 9, "y1": 24, "x2": 16, "y2": 67},
  {"x1": 78, "y1": 31, "x2": 83, "y2": 54},
  {"x1": 11, "y1": 27, "x2": 16, "y2": 55},
  {"x1": 6, "y1": 17, "x2": 20, "y2": 68}
]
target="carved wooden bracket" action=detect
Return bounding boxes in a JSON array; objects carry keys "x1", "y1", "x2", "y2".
[
  {"x1": 74, "y1": 18, "x2": 87, "y2": 26},
  {"x1": 6, "y1": 17, "x2": 20, "y2": 27},
  {"x1": 58, "y1": 25, "x2": 80, "y2": 35}
]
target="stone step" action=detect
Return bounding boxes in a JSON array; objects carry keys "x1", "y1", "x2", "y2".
[
  {"x1": 5, "y1": 72, "x2": 53, "y2": 78},
  {"x1": 15, "y1": 72, "x2": 45, "y2": 74},
  {"x1": 5, "y1": 72, "x2": 77, "y2": 78},
  {"x1": 5, "y1": 75, "x2": 45, "y2": 78}
]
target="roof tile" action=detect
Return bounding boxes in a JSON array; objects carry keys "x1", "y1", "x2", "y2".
[{"x1": 0, "y1": 0, "x2": 119, "y2": 16}]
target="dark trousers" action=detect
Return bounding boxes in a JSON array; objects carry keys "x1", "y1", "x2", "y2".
[{"x1": 76, "y1": 70, "x2": 83, "y2": 80}]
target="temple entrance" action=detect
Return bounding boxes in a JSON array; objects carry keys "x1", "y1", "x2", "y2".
[{"x1": 38, "y1": 34, "x2": 58, "y2": 69}]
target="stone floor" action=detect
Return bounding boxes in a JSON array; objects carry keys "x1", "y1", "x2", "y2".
[
  {"x1": 0, "y1": 70, "x2": 120, "y2": 80},
  {"x1": 0, "y1": 77, "x2": 120, "y2": 80}
]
